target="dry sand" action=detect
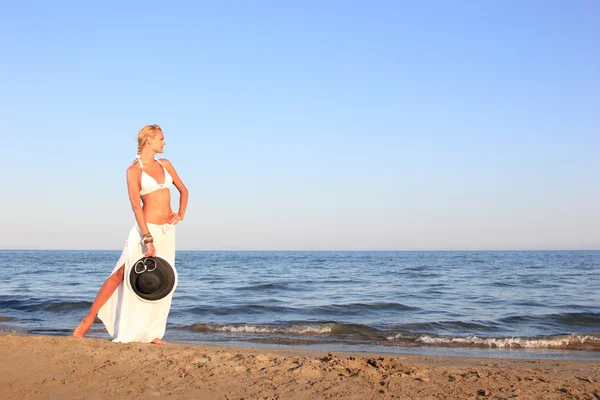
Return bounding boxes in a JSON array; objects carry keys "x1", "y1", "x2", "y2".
[{"x1": 1, "y1": 334, "x2": 599, "y2": 399}]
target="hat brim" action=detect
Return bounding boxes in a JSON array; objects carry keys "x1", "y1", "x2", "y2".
[{"x1": 128, "y1": 255, "x2": 176, "y2": 301}]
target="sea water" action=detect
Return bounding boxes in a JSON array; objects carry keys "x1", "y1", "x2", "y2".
[{"x1": 1, "y1": 250, "x2": 599, "y2": 359}]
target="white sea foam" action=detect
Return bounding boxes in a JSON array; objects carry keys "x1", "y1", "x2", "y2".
[
  {"x1": 386, "y1": 333, "x2": 600, "y2": 349},
  {"x1": 207, "y1": 324, "x2": 333, "y2": 335}
]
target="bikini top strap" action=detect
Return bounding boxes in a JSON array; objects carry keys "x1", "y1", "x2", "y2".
[
  {"x1": 137, "y1": 158, "x2": 144, "y2": 171},
  {"x1": 156, "y1": 159, "x2": 164, "y2": 169}
]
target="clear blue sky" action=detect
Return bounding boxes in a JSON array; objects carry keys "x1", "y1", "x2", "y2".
[{"x1": 2, "y1": 1, "x2": 599, "y2": 250}]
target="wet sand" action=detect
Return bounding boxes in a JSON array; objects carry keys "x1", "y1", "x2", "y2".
[{"x1": 1, "y1": 334, "x2": 599, "y2": 399}]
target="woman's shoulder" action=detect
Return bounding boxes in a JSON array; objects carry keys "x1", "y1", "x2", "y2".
[
  {"x1": 158, "y1": 158, "x2": 179, "y2": 175},
  {"x1": 126, "y1": 161, "x2": 143, "y2": 175},
  {"x1": 158, "y1": 158, "x2": 174, "y2": 168}
]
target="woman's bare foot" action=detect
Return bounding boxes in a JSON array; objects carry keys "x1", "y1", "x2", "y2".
[
  {"x1": 151, "y1": 338, "x2": 167, "y2": 345},
  {"x1": 73, "y1": 316, "x2": 94, "y2": 338}
]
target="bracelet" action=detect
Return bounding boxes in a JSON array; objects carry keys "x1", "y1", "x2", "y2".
[{"x1": 142, "y1": 233, "x2": 154, "y2": 244}]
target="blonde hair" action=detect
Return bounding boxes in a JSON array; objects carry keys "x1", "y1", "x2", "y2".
[{"x1": 133, "y1": 124, "x2": 162, "y2": 164}]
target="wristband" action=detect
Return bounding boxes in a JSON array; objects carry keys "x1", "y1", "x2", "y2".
[{"x1": 142, "y1": 233, "x2": 154, "y2": 244}]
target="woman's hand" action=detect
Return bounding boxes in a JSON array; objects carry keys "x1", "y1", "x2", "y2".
[
  {"x1": 144, "y1": 242, "x2": 156, "y2": 257},
  {"x1": 168, "y1": 213, "x2": 183, "y2": 225}
]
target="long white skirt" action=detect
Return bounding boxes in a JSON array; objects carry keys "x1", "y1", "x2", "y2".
[{"x1": 98, "y1": 222, "x2": 177, "y2": 343}]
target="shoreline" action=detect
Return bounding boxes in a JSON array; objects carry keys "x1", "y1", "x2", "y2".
[
  {"x1": 2, "y1": 334, "x2": 599, "y2": 399},
  {"x1": 7, "y1": 326, "x2": 600, "y2": 361}
]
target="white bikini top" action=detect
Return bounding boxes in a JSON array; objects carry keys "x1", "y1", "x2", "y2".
[{"x1": 138, "y1": 159, "x2": 173, "y2": 196}]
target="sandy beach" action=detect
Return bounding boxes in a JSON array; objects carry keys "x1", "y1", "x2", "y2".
[{"x1": 1, "y1": 334, "x2": 599, "y2": 399}]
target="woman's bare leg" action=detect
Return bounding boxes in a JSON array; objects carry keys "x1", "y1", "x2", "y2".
[{"x1": 73, "y1": 265, "x2": 125, "y2": 338}]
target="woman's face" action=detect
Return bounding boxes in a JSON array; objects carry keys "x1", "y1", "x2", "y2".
[{"x1": 148, "y1": 132, "x2": 166, "y2": 153}]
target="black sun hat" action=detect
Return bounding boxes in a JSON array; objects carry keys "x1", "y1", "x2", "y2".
[{"x1": 128, "y1": 256, "x2": 176, "y2": 301}]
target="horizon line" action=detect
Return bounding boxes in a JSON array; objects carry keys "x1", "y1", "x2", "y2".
[{"x1": 1, "y1": 248, "x2": 599, "y2": 252}]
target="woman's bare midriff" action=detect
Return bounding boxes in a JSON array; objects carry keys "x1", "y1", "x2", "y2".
[{"x1": 141, "y1": 189, "x2": 173, "y2": 225}]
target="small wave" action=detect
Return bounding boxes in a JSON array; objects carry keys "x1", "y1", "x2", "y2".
[
  {"x1": 470, "y1": 259, "x2": 487, "y2": 264},
  {"x1": 0, "y1": 298, "x2": 90, "y2": 312},
  {"x1": 246, "y1": 337, "x2": 332, "y2": 346},
  {"x1": 499, "y1": 312, "x2": 600, "y2": 328},
  {"x1": 490, "y1": 281, "x2": 518, "y2": 287},
  {"x1": 177, "y1": 322, "x2": 379, "y2": 336},
  {"x1": 182, "y1": 323, "x2": 332, "y2": 335},
  {"x1": 403, "y1": 265, "x2": 428, "y2": 272},
  {"x1": 235, "y1": 283, "x2": 289, "y2": 291},
  {"x1": 38, "y1": 301, "x2": 91, "y2": 312},
  {"x1": 548, "y1": 312, "x2": 600, "y2": 328},
  {"x1": 186, "y1": 302, "x2": 418, "y2": 317},
  {"x1": 187, "y1": 304, "x2": 294, "y2": 315},
  {"x1": 311, "y1": 302, "x2": 420, "y2": 315},
  {"x1": 319, "y1": 279, "x2": 361, "y2": 284},
  {"x1": 397, "y1": 320, "x2": 498, "y2": 333},
  {"x1": 387, "y1": 333, "x2": 600, "y2": 351},
  {"x1": 512, "y1": 300, "x2": 544, "y2": 307}
]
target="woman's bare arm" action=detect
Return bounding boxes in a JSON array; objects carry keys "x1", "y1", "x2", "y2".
[
  {"x1": 126, "y1": 164, "x2": 150, "y2": 234},
  {"x1": 160, "y1": 158, "x2": 189, "y2": 221},
  {"x1": 126, "y1": 165, "x2": 156, "y2": 256}
]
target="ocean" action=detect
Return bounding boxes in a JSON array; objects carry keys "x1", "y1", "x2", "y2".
[{"x1": 1, "y1": 250, "x2": 599, "y2": 359}]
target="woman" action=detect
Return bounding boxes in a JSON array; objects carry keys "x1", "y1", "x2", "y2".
[{"x1": 73, "y1": 125, "x2": 189, "y2": 344}]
